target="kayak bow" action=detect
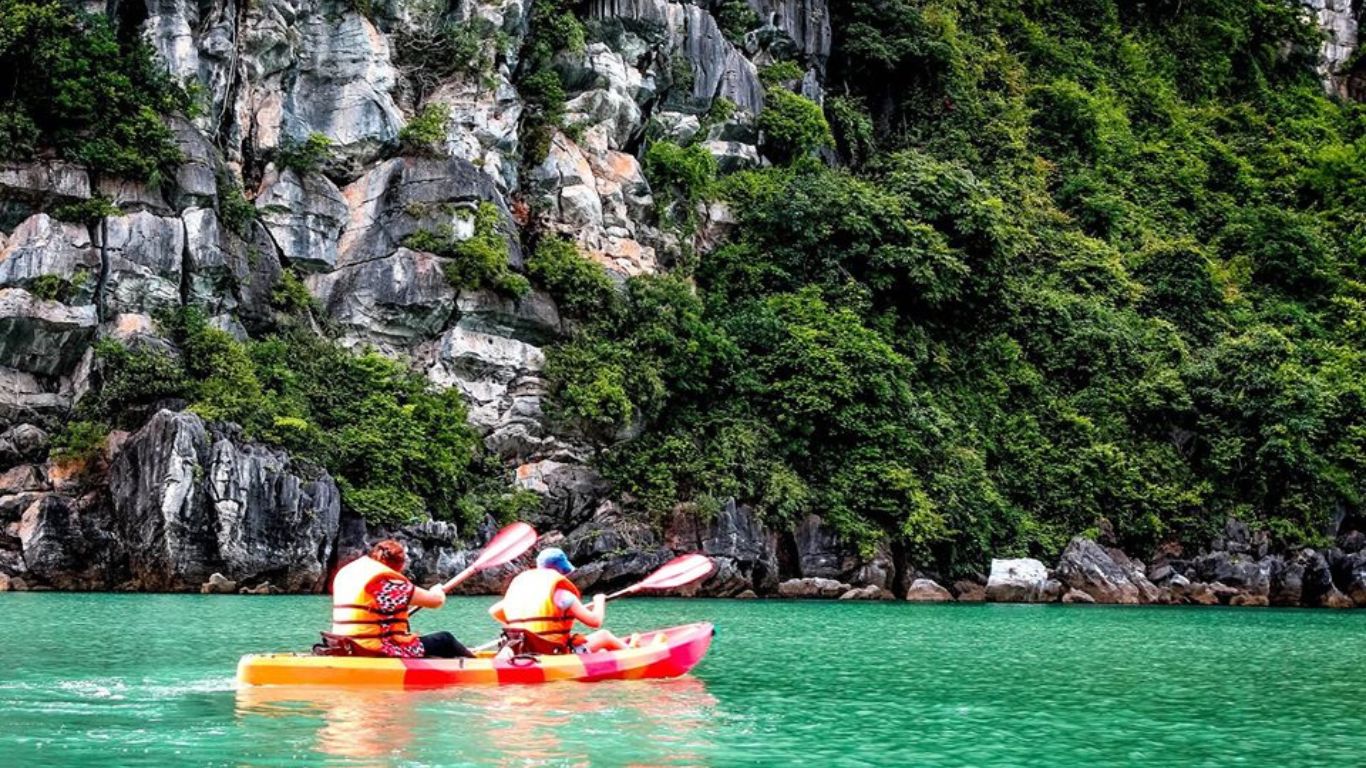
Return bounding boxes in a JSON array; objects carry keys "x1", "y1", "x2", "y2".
[{"x1": 236, "y1": 622, "x2": 714, "y2": 688}]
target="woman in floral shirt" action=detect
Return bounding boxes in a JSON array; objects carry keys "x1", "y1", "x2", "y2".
[{"x1": 330, "y1": 540, "x2": 474, "y2": 658}]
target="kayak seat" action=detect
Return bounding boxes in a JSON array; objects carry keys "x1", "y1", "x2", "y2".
[
  {"x1": 312, "y1": 632, "x2": 384, "y2": 657},
  {"x1": 499, "y1": 628, "x2": 575, "y2": 656}
]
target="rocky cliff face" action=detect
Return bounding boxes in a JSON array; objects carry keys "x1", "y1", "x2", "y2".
[
  {"x1": 0, "y1": 0, "x2": 1362, "y2": 600},
  {"x1": 0, "y1": 0, "x2": 875, "y2": 596}
]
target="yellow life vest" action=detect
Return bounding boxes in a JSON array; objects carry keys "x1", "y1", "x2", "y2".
[
  {"x1": 501, "y1": 567, "x2": 581, "y2": 641},
  {"x1": 330, "y1": 556, "x2": 415, "y2": 654}
]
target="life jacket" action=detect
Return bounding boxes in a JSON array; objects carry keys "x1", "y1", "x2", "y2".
[
  {"x1": 330, "y1": 556, "x2": 415, "y2": 654},
  {"x1": 501, "y1": 567, "x2": 581, "y2": 644}
]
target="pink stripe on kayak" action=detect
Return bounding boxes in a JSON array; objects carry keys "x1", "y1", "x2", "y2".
[{"x1": 577, "y1": 651, "x2": 622, "y2": 681}]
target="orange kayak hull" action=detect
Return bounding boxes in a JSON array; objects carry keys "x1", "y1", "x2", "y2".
[{"x1": 236, "y1": 622, "x2": 714, "y2": 688}]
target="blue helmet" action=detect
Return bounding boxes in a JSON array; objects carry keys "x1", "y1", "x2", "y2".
[{"x1": 536, "y1": 547, "x2": 575, "y2": 575}]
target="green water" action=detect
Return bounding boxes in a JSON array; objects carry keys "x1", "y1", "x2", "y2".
[{"x1": 1, "y1": 595, "x2": 1363, "y2": 767}]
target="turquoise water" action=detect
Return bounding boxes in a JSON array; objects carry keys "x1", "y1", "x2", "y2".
[{"x1": 0, "y1": 595, "x2": 1363, "y2": 766}]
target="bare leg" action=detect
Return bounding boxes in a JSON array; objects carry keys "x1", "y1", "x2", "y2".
[{"x1": 582, "y1": 629, "x2": 629, "y2": 652}]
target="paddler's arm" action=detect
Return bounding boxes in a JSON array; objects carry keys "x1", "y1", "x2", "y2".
[
  {"x1": 488, "y1": 599, "x2": 508, "y2": 624},
  {"x1": 410, "y1": 584, "x2": 446, "y2": 610},
  {"x1": 567, "y1": 593, "x2": 606, "y2": 628}
]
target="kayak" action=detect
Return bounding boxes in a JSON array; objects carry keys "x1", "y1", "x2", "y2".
[{"x1": 236, "y1": 622, "x2": 714, "y2": 688}]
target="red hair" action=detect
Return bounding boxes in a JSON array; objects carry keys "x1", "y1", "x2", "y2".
[{"x1": 369, "y1": 539, "x2": 406, "y2": 570}]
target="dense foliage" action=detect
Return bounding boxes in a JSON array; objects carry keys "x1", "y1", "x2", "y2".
[
  {"x1": 73, "y1": 311, "x2": 494, "y2": 527},
  {"x1": 0, "y1": 0, "x2": 188, "y2": 178},
  {"x1": 541, "y1": 0, "x2": 1366, "y2": 570}
]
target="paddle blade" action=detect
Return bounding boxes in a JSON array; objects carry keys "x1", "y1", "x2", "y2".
[
  {"x1": 469, "y1": 522, "x2": 539, "y2": 571},
  {"x1": 609, "y1": 554, "x2": 716, "y2": 599}
]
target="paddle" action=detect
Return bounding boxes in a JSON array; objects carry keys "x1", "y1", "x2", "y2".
[
  {"x1": 410, "y1": 522, "x2": 538, "y2": 616},
  {"x1": 606, "y1": 553, "x2": 716, "y2": 601}
]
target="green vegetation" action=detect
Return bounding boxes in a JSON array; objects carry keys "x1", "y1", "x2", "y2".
[
  {"x1": 527, "y1": 236, "x2": 618, "y2": 317},
  {"x1": 217, "y1": 171, "x2": 257, "y2": 237},
  {"x1": 270, "y1": 269, "x2": 317, "y2": 318},
  {"x1": 26, "y1": 272, "x2": 88, "y2": 303},
  {"x1": 274, "y1": 133, "x2": 332, "y2": 174},
  {"x1": 714, "y1": 0, "x2": 760, "y2": 46},
  {"x1": 394, "y1": 17, "x2": 509, "y2": 100},
  {"x1": 398, "y1": 103, "x2": 450, "y2": 156},
  {"x1": 517, "y1": 0, "x2": 584, "y2": 162},
  {"x1": 643, "y1": 140, "x2": 718, "y2": 203},
  {"x1": 49, "y1": 420, "x2": 110, "y2": 463},
  {"x1": 0, "y1": 0, "x2": 189, "y2": 178},
  {"x1": 403, "y1": 202, "x2": 530, "y2": 297},
  {"x1": 758, "y1": 86, "x2": 834, "y2": 163},
  {"x1": 81, "y1": 311, "x2": 485, "y2": 526},
  {"x1": 544, "y1": 0, "x2": 1366, "y2": 570},
  {"x1": 759, "y1": 61, "x2": 806, "y2": 88},
  {"x1": 50, "y1": 197, "x2": 119, "y2": 224}
]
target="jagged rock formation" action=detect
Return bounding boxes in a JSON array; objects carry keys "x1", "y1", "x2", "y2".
[{"x1": 1304, "y1": 0, "x2": 1364, "y2": 98}]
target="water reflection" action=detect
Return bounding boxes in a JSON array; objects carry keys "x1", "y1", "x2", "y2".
[{"x1": 235, "y1": 676, "x2": 720, "y2": 766}]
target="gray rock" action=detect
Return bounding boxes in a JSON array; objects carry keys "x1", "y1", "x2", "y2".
[
  {"x1": 1055, "y1": 537, "x2": 1160, "y2": 604},
  {"x1": 206, "y1": 433, "x2": 340, "y2": 592},
  {"x1": 240, "y1": 9, "x2": 403, "y2": 173},
  {"x1": 905, "y1": 578, "x2": 953, "y2": 602},
  {"x1": 108, "y1": 410, "x2": 340, "y2": 591},
  {"x1": 701, "y1": 139, "x2": 762, "y2": 173},
  {"x1": 746, "y1": 0, "x2": 831, "y2": 69},
  {"x1": 182, "y1": 207, "x2": 240, "y2": 315},
  {"x1": 1193, "y1": 550, "x2": 1273, "y2": 597},
  {"x1": 254, "y1": 167, "x2": 348, "y2": 272},
  {"x1": 794, "y1": 513, "x2": 892, "y2": 590},
  {"x1": 589, "y1": 0, "x2": 763, "y2": 114},
  {"x1": 1322, "y1": 585, "x2": 1355, "y2": 609},
  {"x1": 336, "y1": 156, "x2": 516, "y2": 268},
  {"x1": 0, "y1": 367, "x2": 69, "y2": 425},
  {"x1": 1061, "y1": 588, "x2": 1096, "y2": 604},
  {"x1": 1333, "y1": 550, "x2": 1366, "y2": 606},
  {"x1": 0, "y1": 161, "x2": 91, "y2": 208},
  {"x1": 952, "y1": 579, "x2": 986, "y2": 602},
  {"x1": 200, "y1": 572, "x2": 237, "y2": 594},
  {"x1": 1304, "y1": 0, "x2": 1360, "y2": 97},
  {"x1": 101, "y1": 212, "x2": 186, "y2": 316},
  {"x1": 167, "y1": 116, "x2": 219, "y2": 209},
  {"x1": 96, "y1": 177, "x2": 172, "y2": 215},
  {"x1": 430, "y1": 72, "x2": 524, "y2": 193},
  {"x1": 513, "y1": 459, "x2": 608, "y2": 531},
  {"x1": 456, "y1": 289, "x2": 562, "y2": 345},
  {"x1": 665, "y1": 499, "x2": 779, "y2": 595},
  {"x1": 0, "y1": 464, "x2": 48, "y2": 494},
  {"x1": 1339, "y1": 530, "x2": 1366, "y2": 554},
  {"x1": 778, "y1": 576, "x2": 847, "y2": 598},
  {"x1": 0, "y1": 424, "x2": 49, "y2": 466},
  {"x1": 307, "y1": 248, "x2": 456, "y2": 348},
  {"x1": 563, "y1": 503, "x2": 669, "y2": 594},
  {"x1": 0, "y1": 215, "x2": 99, "y2": 304},
  {"x1": 0, "y1": 289, "x2": 98, "y2": 376},
  {"x1": 18, "y1": 493, "x2": 127, "y2": 589},
  {"x1": 839, "y1": 584, "x2": 891, "y2": 600},
  {"x1": 986, "y1": 558, "x2": 1059, "y2": 602}
]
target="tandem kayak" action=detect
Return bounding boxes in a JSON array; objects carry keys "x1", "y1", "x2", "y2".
[{"x1": 236, "y1": 622, "x2": 715, "y2": 688}]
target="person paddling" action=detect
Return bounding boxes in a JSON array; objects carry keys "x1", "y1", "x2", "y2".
[
  {"x1": 488, "y1": 548, "x2": 630, "y2": 655},
  {"x1": 329, "y1": 540, "x2": 474, "y2": 658}
]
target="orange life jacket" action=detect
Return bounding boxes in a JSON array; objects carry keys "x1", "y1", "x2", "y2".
[
  {"x1": 330, "y1": 556, "x2": 415, "y2": 654},
  {"x1": 501, "y1": 567, "x2": 581, "y2": 643}
]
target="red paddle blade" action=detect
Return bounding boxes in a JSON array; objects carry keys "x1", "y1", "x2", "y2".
[
  {"x1": 469, "y1": 522, "x2": 538, "y2": 570},
  {"x1": 612, "y1": 554, "x2": 716, "y2": 598}
]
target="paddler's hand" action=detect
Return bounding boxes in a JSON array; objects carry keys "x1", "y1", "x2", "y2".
[{"x1": 411, "y1": 584, "x2": 447, "y2": 609}]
